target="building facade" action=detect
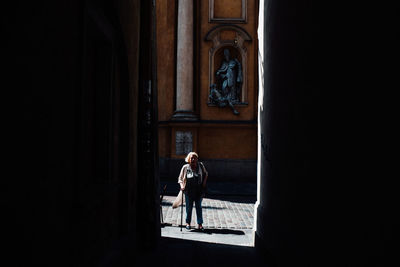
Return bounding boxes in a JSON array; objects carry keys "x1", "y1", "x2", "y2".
[{"x1": 157, "y1": 0, "x2": 259, "y2": 182}]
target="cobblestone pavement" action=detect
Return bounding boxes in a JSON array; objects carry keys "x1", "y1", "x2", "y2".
[{"x1": 161, "y1": 195, "x2": 255, "y2": 229}]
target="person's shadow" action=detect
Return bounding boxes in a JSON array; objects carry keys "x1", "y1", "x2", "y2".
[
  {"x1": 160, "y1": 223, "x2": 172, "y2": 228},
  {"x1": 190, "y1": 228, "x2": 245, "y2": 235}
]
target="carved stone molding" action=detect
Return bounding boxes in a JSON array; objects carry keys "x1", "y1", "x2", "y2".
[
  {"x1": 205, "y1": 25, "x2": 252, "y2": 105},
  {"x1": 209, "y1": 0, "x2": 247, "y2": 23}
]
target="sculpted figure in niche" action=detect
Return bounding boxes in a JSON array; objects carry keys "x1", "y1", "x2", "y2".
[
  {"x1": 209, "y1": 48, "x2": 242, "y2": 115},
  {"x1": 217, "y1": 48, "x2": 242, "y2": 102}
]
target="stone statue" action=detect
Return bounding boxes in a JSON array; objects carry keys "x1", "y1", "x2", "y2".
[
  {"x1": 209, "y1": 84, "x2": 239, "y2": 115},
  {"x1": 209, "y1": 48, "x2": 242, "y2": 115}
]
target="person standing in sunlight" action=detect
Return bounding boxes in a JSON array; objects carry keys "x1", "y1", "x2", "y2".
[{"x1": 178, "y1": 152, "x2": 208, "y2": 231}]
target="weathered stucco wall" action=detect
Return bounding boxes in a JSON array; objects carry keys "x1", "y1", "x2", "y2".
[{"x1": 157, "y1": 0, "x2": 258, "y2": 181}]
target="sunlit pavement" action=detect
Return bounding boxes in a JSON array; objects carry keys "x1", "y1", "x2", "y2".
[{"x1": 161, "y1": 195, "x2": 256, "y2": 247}]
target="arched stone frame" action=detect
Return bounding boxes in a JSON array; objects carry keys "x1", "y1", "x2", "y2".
[{"x1": 205, "y1": 25, "x2": 252, "y2": 106}]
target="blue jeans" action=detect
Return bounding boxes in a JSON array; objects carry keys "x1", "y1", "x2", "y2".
[{"x1": 185, "y1": 192, "x2": 203, "y2": 225}]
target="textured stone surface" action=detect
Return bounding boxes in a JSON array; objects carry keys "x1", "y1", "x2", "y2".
[
  {"x1": 161, "y1": 194, "x2": 256, "y2": 247},
  {"x1": 161, "y1": 195, "x2": 255, "y2": 229}
]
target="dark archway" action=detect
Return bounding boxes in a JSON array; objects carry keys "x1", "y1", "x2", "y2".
[{"x1": 3, "y1": 0, "x2": 394, "y2": 266}]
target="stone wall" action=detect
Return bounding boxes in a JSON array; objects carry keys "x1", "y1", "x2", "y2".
[{"x1": 156, "y1": 0, "x2": 259, "y2": 182}]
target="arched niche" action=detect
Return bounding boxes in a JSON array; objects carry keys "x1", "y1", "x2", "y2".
[{"x1": 205, "y1": 25, "x2": 252, "y2": 105}]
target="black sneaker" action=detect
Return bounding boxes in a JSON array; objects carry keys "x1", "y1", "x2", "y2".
[{"x1": 185, "y1": 225, "x2": 190, "y2": 230}]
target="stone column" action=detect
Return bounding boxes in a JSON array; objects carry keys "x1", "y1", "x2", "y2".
[{"x1": 172, "y1": 0, "x2": 197, "y2": 120}]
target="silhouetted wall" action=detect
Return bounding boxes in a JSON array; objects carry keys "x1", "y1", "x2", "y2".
[
  {"x1": 255, "y1": 0, "x2": 313, "y2": 264},
  {"x1": 255, "y1": 0, "x2": 395, "y2": 266},
  {"x1": 3, "y1": 0, "x2": 143, "y2": 266},
  {"x1": 3, "y1": 1, "x2": 395, "y2": 266}
]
